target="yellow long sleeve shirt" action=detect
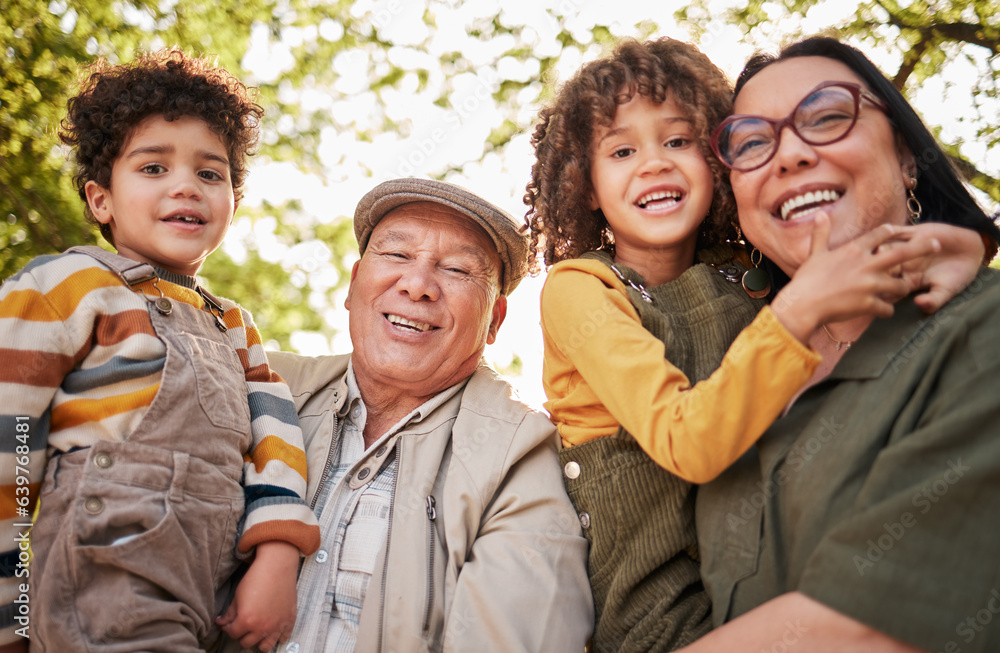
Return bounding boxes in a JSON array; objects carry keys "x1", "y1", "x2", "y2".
[{"x1": 541, "y1": 257, "x2": 822, "y2": 484}]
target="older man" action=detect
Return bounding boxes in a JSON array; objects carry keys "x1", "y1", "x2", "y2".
[{"x1": 245, "y1": 179, "x2": 592, "y2": 652}]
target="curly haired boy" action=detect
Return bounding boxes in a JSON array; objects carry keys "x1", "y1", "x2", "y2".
[{"x1": 0, "y1": 50, "x2": 319, "y2": 653}]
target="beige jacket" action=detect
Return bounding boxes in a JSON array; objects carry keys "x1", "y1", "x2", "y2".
[{"x1": 268, "y1": 351, "x2": 593, "y2": 653}]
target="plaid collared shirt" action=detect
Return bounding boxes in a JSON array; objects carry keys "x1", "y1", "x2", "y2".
[{"x1": 285, "y1": 363, "x2": 464, "y2": 653}]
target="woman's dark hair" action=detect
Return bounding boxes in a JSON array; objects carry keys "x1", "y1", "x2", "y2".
[
  {"x1": 736, "y1": 37, "x2": 1000, "y2": 250},
  {"x1": 60, "y1": 49, "x2": 263, "y2": 245},
  {"x1": 524, "y1": 37, "x2": 739, "y2": 270}
]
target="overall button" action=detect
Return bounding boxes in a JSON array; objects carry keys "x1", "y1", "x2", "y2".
[
  {"x1": 356, "y1": 467, "x2": 371, "y2": 481},
  {"x1": 154, "y1": 297, "x2": 173, "y2": 315},
  {"x1": 94, "y1": 453, "x2": 113, "y2": 469},
  {"x1": 563, "y1": 461, "x2": 581, "y2": 480},
  {"x1": 315, "y1": 550, "x2": 328, "y2": 563},
  {"x1": 84, "y1": 497, "x2": 104, "y2": 514},
  {"x1": 579, "y1": 512, "x2": 591, "y2": 529},
  {"x1": 375, "y1": 445, "x2": 388, "y2": 457}
]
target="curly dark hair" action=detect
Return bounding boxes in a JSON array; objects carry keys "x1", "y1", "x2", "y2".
[
  {"x1": 60, "y1": 49, "x2": 263, "y2": 245},
  {"x1": 524, "y1": 37, "x2": 738, "y2": 270}
]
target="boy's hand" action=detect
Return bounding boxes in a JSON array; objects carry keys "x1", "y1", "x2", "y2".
[
  {"x1": 216, "y1": 540, "x2": 300, "y2": 652},
  {"x1": 895, "y1": 222, "x2": 986, "y2": 313},
  {"x1": 771, "y1": 212, "x2": 939, "y2": 344}
]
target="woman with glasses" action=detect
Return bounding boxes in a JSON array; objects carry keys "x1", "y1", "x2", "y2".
[{"x1": 681, "y1": 37, "x2": 1000, "y2": 652}]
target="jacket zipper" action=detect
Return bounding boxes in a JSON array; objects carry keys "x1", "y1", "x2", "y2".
[
  {"x1": 310, "y1": 413, "x2": 339, "y2": 510},
  {"x1": 422, "y1": 494, "x2": 437, "y2": 633}
]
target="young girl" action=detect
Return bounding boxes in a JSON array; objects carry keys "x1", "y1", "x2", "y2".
[{"x1": 525, "y1": 37, "x2": 980, "y2": 651}]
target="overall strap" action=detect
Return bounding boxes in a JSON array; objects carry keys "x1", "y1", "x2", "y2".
[
  {"x1": 578, "y1": 247, "x2": 764, "y2": 384},
  {"x1": 64, "y1": 246, "x2": 158, "y2": 287}
]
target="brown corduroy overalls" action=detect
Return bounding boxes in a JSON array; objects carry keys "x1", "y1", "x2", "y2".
[{"x1": 28, "y1": 247, "x2": 250, "y2": 652}]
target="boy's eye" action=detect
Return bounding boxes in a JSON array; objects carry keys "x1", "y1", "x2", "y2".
[
  {"x1": 611, "y1": 147, "x2": 634, "y2": 159},
  {"x1": 199, "y1": 169, "x2": 225, "y2": 182},
  {"x1": 141, "y1": 163, "x2": 166, "y2": 174},
  {"x1": 665, "y1": 137, "x2": 690, "y2": 148}
]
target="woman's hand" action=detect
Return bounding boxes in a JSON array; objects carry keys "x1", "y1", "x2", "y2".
[{"x1": 770, "y1": 212, "x2": 939, "y2": 344}]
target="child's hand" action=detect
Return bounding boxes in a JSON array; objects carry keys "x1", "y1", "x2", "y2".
[
  {"x1": 771, "y1": 212, "x2": 940, "y2": 344},
  {"x1": 893, "y1": 222, "x2": 986, "y2": 313},
  {"x1": 216, "y1": 540, "x2": 300, "y2": 652}
]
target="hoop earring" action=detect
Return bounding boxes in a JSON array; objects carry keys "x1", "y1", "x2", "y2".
[
  {"x1": 907, "y1": 176, "x2": 922, "y2": 225},
  {"x1": 742, "y1": 247, "x2": 771, "y2": 299}
]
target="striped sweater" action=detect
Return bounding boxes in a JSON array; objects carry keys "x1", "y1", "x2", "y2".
[{"x1": 0, "y1": 251, "x2": 321, "y2": 637}]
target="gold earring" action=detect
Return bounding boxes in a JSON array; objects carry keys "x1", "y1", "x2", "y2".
[
  {"x1": 907, "y1": 176, "x2": 922, "y2": 225},
  {"x1": 742, "y1": 247, "x2": 771, "y2": 299}
]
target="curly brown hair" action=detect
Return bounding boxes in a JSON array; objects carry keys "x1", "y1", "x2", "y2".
[
  {"x1": 524, "y1": 37, "x2": 738, "y2": 269},
  {"x1": 60, "y1": 49, "x2": 263, "y2": 245}
]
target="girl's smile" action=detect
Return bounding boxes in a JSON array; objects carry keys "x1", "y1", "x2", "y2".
[{"x1": 589, "y1": 94, "x2": 715, "y2": 285}]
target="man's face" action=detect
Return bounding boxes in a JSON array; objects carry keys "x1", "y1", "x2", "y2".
[{"x1": 346, "y1": 201, "x2": 506, "y2": 399}]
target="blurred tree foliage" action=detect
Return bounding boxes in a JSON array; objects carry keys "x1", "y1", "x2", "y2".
[{"x1": 2, "y1": 0, "x2": 997, "y2": 351}]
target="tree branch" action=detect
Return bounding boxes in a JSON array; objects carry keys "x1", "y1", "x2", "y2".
[
  {"x1": 948, "y1": 153, "x2": 1000, "y2": 204},
  {"x1": 874, "y1": 0, "x2": 999, "y2": 54},
  {"x1": 893, "y1": 34, "x2": 929, "y2": 90}
]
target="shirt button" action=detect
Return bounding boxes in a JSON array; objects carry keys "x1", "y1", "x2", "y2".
[
  {"x1": 285, "y1": 643, "x2": 300, "y2": 653},
  {"x1": 84, "y1": 497, "x2": 104, "y2": 514},
  {"x1": 357, "y1": 467, "x2": 371, "y2": 481},
  {"x1": 351, "y1": 405, "x2": 361, "y2": 419},
  {"x1": 579, "y1": 512, "x2": 591, "y2": 529},
  {"x1": 94, "y1": 453, "x2": 113, "y2": 469},
  {"x1": 315, "y1": 549, "x2": 328, "y2": 563},
  {"x1": 563, "y1": 461, "x2": 581, "y2": 480}
]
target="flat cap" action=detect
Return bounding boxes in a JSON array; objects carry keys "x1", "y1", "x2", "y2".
[{"x1": 354, "y1": 178, "x2": 530, "y2": 295}]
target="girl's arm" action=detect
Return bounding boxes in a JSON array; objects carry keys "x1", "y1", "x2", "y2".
[
  {"x1": 542, "y1": 217, "x2": 940, "y2": 484},
  {"x1": 542, "y1": 261, "x2": 819, "y2": 484}
]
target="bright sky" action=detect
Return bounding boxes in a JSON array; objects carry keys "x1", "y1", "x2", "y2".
[{"x1": 232, "y1": 0, "x2": 998, "y2": 410}]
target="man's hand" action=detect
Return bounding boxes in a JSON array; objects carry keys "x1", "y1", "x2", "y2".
[{"x1": 216, "y1": 540, "x2": 300, "y2": 652}]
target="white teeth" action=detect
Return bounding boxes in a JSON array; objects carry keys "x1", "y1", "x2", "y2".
[
  {"x1": 169, "y1": 215, "x2": 202, "y2": 224},
  {"x1": 637, "y1": 189, "x2": 681, "y2": 208},
  {"x1": 779, "y1": 190, "x2": 841, "y2": 221},
  {"x1": 386, "y1": 314, "x2": 433, "y2": 332}
]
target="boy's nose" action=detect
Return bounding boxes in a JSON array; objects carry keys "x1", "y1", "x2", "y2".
[{"x1": 170, "y1": 170, "x2": 203, "y2": 198}]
